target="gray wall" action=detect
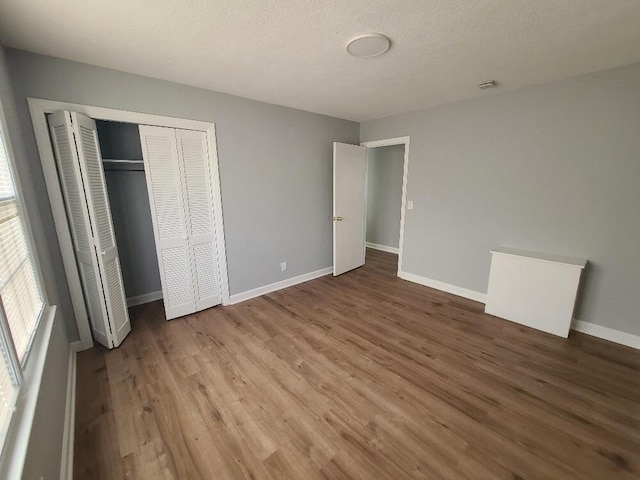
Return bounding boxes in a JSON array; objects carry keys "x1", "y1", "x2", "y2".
[
  {"x1": 97, "y1": 119, "x2": 143, "y2": 159},
  {"x1": 0, "y1": 52, "x2": 77, "y2": 339},
  {"x1": 366, "y1": 145, "x2": 404, "y2": 249},
  {"x1": 361, "y1": 62, "x2": 640, "y2": 336},
  {"x1": 21, "y1": 313, "x2": 69, "y2": 480},
  {"x1": 97, "y1": 121, "x2": 162, "y2": 300},
  {"x1": 6, "y1": 49, "x2": 359, "y2": 336},
  {"x1": 0, "y1": 44, "x2": 70, "y2": 479}
]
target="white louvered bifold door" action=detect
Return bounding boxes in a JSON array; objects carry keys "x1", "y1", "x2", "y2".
[
  {"x1": 139, "y1": 126, "x2": 221, "y2": 320},
  {"x1": 47, "y1": 111, "x2": 113, "y2": 348},
  {"x1": 175, "y1": 129, "x2": 221, "y2": 311},
  {"x1": 70, "y1": 112, "x2": 131, "y2": 347},
  {"x1": 139, "y1": 126, "x2": 196, "y2": 319}
]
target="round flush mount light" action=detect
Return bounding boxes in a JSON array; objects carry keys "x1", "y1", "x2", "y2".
[{"x1": 346, "y1": 33, "x2": 391, "y2": 58}]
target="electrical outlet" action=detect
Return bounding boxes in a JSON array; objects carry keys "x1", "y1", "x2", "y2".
[{"x1": 280, "y1": 262, "x2": 287, "y2": 272}]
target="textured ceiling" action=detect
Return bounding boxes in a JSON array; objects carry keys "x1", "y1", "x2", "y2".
[{"x1": 1, "y1": 0, "x2": 640, "y2": 121}]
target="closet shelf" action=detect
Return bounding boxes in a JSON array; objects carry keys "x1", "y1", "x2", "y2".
[{"x1": 103, "y1": 159, "x2": 144, "y2": 171}]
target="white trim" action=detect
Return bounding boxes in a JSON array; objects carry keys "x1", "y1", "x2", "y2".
[
  {"x1": 572, "y1": 320, "x2": 640, "y2": 350},
  {"x1": 69, "y1": 340, "x2": 83, "y2": 353},
  {"x1": 361, "y1": 136, "x2": 410, "y2": 276},
  {"x1": 398, "y1": 268, "x2": 640, "y2": 351},
  {"x1": 229, "y1": 267, "x2": 332, "y2": 305},
  {"x1": 126, "y1": 291, "x2": 163, "y2": 307},
  {"x1": 230, "y1": 262, "x2": 639, "y2": 351},
  {"x1": 59, "y1": 343, "x2": 77, "y2": 480},
  {"x1": 0, "y1": 306, "x2": 56, "y2": 480},
  {"x1": 27, "y1": 98, "x2": 230, "y2": 348},
  {"x1": 361, "y1": 136, "x2": 410, "y2": 148},
  {"x1": 206, "y1": 126, "x2": 231, "y2": 306},
  {"x1": 398, "y1": 270, "x2": 487, "y2": 303},
  {"x1": 30, "y1": 99, "x2": 214, "y2": 131},
  {"x1": 366, "y1": 242, "x2": 399, "y2": 255},
  {"x1": 363, "y1": 145, "x2": 369, "y2": 265}
]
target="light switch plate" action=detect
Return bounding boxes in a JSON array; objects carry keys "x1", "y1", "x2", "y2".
[{"x1": 407, "y1": 200, "x2": 414, "y2": 210}]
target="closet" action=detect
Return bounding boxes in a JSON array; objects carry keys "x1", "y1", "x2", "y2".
[
  {"x1": 98, "y1": 121, "x2": 162, "y2": 308},
  {"x1": 47, "y1": 111, "x2": 224, "y2": 349}
]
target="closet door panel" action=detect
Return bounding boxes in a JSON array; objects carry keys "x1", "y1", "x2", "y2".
[
  {"x1": 139, "y1": 125, "x2": 196, "y2": 319},
  {"x1": 47, "y1": 111, "x2": 112, "y2": 348},
  {"x1": 161, "y1": 245, "x2": 195, "y2": 315},
  {"x1": 71, "y1": 112, "x2": 131, "y2": 347},
  {"x1": 176, "y1": 129, "x2": 221, "y2": 309},
  {"x1": 178, "y1": 131, "x2": 213, "y2": 236},
  {"x1": 192, "y1": 242, "x2": 218, "y2": 309}
]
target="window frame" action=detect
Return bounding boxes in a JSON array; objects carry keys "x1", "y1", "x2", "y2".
[{"x1": 0, "y1": 90, "x2": 50, "y2": 457}]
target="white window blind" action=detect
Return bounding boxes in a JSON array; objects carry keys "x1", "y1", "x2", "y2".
[
  {"x1": 0, "y1": 113, "x2": 44, "y2": 447},
  {"x1": 0, "y1": 323, "x2": 19, "y2": 447}
]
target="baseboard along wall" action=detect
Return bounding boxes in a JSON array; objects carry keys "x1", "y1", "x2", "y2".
[
  {"x1": 366, "y1": 242, "x2": 400, "y2": 255},
  {"x1": 398, "y1": 270, "x2": 487, "y2": 303},
  {"x1": 229, "y1": 267, "x2": 333, "y2": 305},
  {"x1": 60, "y1": 264, "x2": 638, "y2": 480},
  {"x1": 571, "y1": 320, "x2": 640, "y2": 350},
  {"x1": 230, "y1": 264, "x2": 639, "y2": 350},
  {"x1": 127, "y1": 290, "x2": 163, "y2": 307},
  {"x1": 398, "y1": 269, "x2": 640, "y2": 351},
  {"x1": 60, "y1": 341, "x2": 80, "y2": 480}
]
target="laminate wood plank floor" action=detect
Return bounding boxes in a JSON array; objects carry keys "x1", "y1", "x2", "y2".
[{"x1": 74, "y1": 249, "x2": 640, "y2": 479}]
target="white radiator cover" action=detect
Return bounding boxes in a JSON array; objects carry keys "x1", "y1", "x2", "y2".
[{"x1": 485, "y1": 247, "x2": 587, "y2": 338}]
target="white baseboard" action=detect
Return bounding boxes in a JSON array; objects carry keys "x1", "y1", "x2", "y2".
[
  {"x1": 572, "y1": 320, "x2": 640, "y2": 350},
  {"x1": 229, "y1": 267, "x2": 333, "y2": 305},
  {"x1": 127, "y1": 290, "x2": 163, "y2": 307},
  {"x1": 227, "y1": 263, "x2": 640, "y2": 351},
  {"x1": 366, "y1": 242, "x2": 399, "y2": 255},
  {"x1": 398, "y1": 270, "x2": 639, "y2": 350},
  {"x1": 398, "y1": 270, "x2": 487, "y2": 303},
  {"x1": 60, "y1": 343, "x2": 78, "y2": 480}
]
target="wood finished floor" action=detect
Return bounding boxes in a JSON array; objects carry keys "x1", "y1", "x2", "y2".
[{"x1": 75, "y1": 249, "x2": 640, "y2": 479}]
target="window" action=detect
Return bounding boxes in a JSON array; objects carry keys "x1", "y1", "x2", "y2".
[{"x1": 0, "y1": 108, "x2": 45, "y2": 449}]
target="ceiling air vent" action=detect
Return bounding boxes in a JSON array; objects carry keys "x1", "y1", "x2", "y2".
[{"x1": 478, "y1": 80, "x2": 498, "y2": 89}]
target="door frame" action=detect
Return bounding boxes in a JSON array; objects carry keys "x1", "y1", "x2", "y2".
[
  {"x1": 28, "y1": 98, "x2": 230, "y2": 351},
  {"x1": 360, "y1": 136, "x2": 410, "y2": 275}
]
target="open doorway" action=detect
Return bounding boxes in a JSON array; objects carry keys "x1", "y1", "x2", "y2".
[
  {"x1": 96, "y1": 120, "x2": 162, "y2": 309},
  {"x1": 332, "y1": 137, "x2": 409, "y2": 278},
  {"x1": 365, "y1": 144, "x2": 405, "y2": 259},
  {"x1": 362, "y1": 137, "x2": 410, "y2": 276}
]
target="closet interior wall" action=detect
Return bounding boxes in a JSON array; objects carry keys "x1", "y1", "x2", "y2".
[{"x1": 96, "y1": 120, "x2": 161, "y2": 305}]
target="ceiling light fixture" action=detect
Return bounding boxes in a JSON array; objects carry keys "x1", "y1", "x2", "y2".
[{"x1": 346, "y1": 33, "x2": 391, "y2": 58}]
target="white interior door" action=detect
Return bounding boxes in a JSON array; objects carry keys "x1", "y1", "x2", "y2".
[
  {"x1": 333, "y1": 142, "x2": 367, "y2": 276},
  {"x1": 140, "y1": 126, "x2": 222, "y2": 320},
  {"x1": 48, "y1": 111, "x2": 131, "y2": 348}
]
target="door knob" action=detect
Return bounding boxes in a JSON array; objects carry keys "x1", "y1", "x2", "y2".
[{"x1": 333, "y1": 216, "x2": 343, "y2": 221}]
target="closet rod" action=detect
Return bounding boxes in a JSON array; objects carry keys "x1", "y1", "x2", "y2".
[
  {"x1": 103, "y1": 159, "x2": 144, "y2": 164},
  {"x1": 103, "y1": 159, "x2": 145, "y2": 172}
]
